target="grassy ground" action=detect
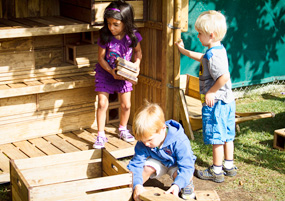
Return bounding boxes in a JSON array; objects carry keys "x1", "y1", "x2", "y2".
[{"x1": 0, "y1": 92, "x2": 284, "y2": 200}]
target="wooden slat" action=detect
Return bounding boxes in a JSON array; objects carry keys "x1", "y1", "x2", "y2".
[
  {"x1": 0, "y1": 152, "x2": 10, "y2": 172},
  {"x1": 58, "y1": 132, "x2": 91, "y2": 150},
  {"x1": 13, "y1": 141, "x2": 46, "y2": 158},
  {"x1": 28, "y1": 137, "x2": 64, "y2": 155},
  {"x1": 43, "y1": 135, "x2": 81, "y2": 153},
  {"x1": 0, "y1": 144, "x2": 28, "y2": 159}
]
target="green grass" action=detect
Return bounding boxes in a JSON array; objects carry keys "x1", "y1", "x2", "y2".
[
  {"x1": 0, "y1": 92, "x2": 284, "y2": 200},
  {"x1": 192, "y1": 92, "x2": 285, "y2": 201}
]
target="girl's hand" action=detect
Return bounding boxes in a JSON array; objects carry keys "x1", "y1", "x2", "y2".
[
  {"x1": 111, "y1": 68, "x2": 125, "y2": 80},
  {"x1": 165, "y1": 184, "x2": 180, "y2": 197},
  {"x1": 205, "y1": 92, "x2": 216, "y2": 107},
  {"x1": 133, "y1": 184, "x2": 146, "y2": 201}
]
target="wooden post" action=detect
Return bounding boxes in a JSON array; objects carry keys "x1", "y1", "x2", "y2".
[
  {"x1": 163, "y1": 0, "x2": 174, "y2": 120},
  {"x1": 173, "y1": 0, "x2": 182, "y2": 121}
]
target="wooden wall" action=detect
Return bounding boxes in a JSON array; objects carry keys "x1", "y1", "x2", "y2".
[{"x1": 0, "y1": 0, "x2": 60, "y2": 18}]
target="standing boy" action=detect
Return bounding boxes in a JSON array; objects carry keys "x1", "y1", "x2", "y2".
[
  {"x1": 176, "y1": 10, "x2": 237, "y2": 183},
  {"x1": 127, "y1": 102, "x2": 196, "y2": 200}
]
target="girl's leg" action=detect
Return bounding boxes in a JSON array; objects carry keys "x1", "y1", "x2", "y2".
[
  {"x1": 97, "y1": 92, "x2": 109, "y2": 132},
  {"x1": 118, "y1": 91, "x2": 131, "y2": 127}
]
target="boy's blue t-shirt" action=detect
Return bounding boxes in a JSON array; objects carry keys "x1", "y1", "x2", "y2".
[
  {"x1": 199, "y1": 45, "x2": 235, "y2": 105},
  {"x1": 127, "y1": 120, "x2": 196, "y2": 190}
]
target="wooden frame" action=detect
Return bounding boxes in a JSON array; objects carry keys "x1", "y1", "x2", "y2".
[
  {"x1": 10, "y1": 149, "x2": 133, "y2": 201},
  {"x1": 273, "y1": 128, "x2": 285, "y2": 151}
]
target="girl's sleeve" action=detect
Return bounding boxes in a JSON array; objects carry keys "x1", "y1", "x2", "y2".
[
  {"x1": 97, "y1": 37, "x2": 107, "y2": 49},
  {"x1": 135, "y1": 31, "x2": 142, "y2": 43},
  {"x1": 127, "y1": 142, "x2": 148, "y2": 189}
]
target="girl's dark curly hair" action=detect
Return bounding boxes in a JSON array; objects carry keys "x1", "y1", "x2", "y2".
[{"x1": 99, "y1": 0, "x2": 138, "y2": 48}]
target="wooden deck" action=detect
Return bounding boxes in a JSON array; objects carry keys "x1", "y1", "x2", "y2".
[{"x1": 0, "y1": 124, "x2": 136, "y2": 184}]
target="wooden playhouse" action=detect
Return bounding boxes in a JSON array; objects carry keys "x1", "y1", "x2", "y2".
[{"x1": 0, "y1": 0, "x2": 190, "y2": 185}]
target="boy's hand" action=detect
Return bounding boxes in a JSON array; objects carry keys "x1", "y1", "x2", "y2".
[
  {"x1": 134, "y1": 184, "x2": 146, "y2": 201},
  {"x1": 165, "y1": 184, "x2": 180, "y2": 197},
  {"x1": 175, "y1": 39, "x2": 185, "y2": 51},
  {"x1": 205, "y1": 92, "x2": 216, "y2": 107}
]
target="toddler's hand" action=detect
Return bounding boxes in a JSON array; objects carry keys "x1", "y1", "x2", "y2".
[
  {"x1": 165, "y1": 184, "x2": 180, "y2": 197},
  {"x1": 133, "y1": 184, "x2": 146, "y2": 201},
  {"x1": 205, "y1": 92, "x2": 216, "y2": 107},
  {"x1": 175, "y1": 39, "x2": 185, "y2": 49}
]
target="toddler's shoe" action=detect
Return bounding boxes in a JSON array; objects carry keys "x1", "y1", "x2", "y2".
[
  {"x1": 93, "y1": 136, "x2": 108, "y2": 149},
  {"x1": 118, "y1": 128, "x2": 135, "y2": 142},
  {"x1": 181, "y1": 180, "x2": 195, "y2": 200},
  {"x1": 196, "y1": 166, "x2": 224, "y2": 183},
  {"x1": 223, "y1": 165, "x2": 238, "y2": 177}
]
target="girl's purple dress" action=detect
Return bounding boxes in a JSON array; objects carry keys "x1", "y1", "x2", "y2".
[{"x1": 95, "y1": 32, "x2": 142, "y2": 94}]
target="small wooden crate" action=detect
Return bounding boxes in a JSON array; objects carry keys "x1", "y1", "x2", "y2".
[
  {"x1": 10, "y1": 149, "x2": 132, "y2": 201},
  {"x1": 273, "y1": 128, "x2": 285, "y2": 151},
  {"x1": 65, "y1": 42, "x2": 98, "y2": 66},
  {"x1": 59, "y1": 0, "x2": 144, "y2": 25}
]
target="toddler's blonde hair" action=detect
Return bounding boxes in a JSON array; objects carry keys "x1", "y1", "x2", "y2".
[
  {"x1": 132, "y1": 101, "x2": 165, "y2": 141},
  {"x1": 195, "y1": 10, "x2": 227, "y2": 41}
]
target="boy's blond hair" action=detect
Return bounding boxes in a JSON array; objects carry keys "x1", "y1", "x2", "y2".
[
  {"x1": 195, "y1": 10, "x2": 227, "y2": 41},
  {"x1": 132, "y1": 101, "x2": 165, "y2": 141}
]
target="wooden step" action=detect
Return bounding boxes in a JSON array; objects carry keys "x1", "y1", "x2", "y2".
[{"x1": 0, "y1": 125, "x2": 136, "y2": 184}]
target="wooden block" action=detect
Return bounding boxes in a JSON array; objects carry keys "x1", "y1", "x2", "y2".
[
  {"x1": 140, "y1": 187, "x2": 185, "y2": 201},
  {"x1": 65, "y1": 42, "x2": 98, "y2": 66},
  {"x1": 186, "y1": 74, "x2": 200, "y2": 100},
  {"x1": 195, "y1": 190, "x2": 220, "y2": 201},
  {"x1": 10, "y1": 149, "x2": 133, "y2": 201},
  {"x1": 273, "y1": 128, "x2": 285, "y2": 151}
]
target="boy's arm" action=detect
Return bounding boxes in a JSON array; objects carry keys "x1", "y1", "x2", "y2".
[
  {"x1": 173, "y1": 140, "x2": 196, "y2": 190},
  {"x1": 205, "y1": 72, "x2": 230, "y2": 107},
  {"x1": 175, "y1": 39, "x2": 204, "y2": 62}
]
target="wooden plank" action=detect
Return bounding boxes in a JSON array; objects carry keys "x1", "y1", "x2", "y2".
[
  {"x1": 29, "y1": 173, "x2": 132, "y2": 201},
  {"x1": 28, "y1": 0, "x2": 40, "y2": 17},
  {"x1": 15, "y1": 0, "x2": 28, "y2": 18},
  {"x1": 13, "y1": 149, "x2": 102, "y2": 169},
  {"x1": 0, "y1": 152, "x2": 10, "y2": 172},
  {"x1": 13, "y1": 141, "x2": 46, "y2": 158},
  {"x1": 102, "y1": 149, "x2": 129, "y2": 176},
  {"x1": 179, "y1": 90, "x2": 194, "y2": 140},
  {"x1": 0, "y1": 144, "x2": 28, "y2": 159},
  {"x1": 28, "y1": 137, "x2": 64, "y2": 155},
  {"x1": 59, "y1": 188, "x2": 132, "y2": 201},
  {"x1": 18, "y1": 159, "x2": 102, "y2": 186},
  {"x1": 43, "y1": 135, "x2": 81, "y2": 153},
  {"x1": 58, "y1": 132, "x2": 91, "y2": 150}
]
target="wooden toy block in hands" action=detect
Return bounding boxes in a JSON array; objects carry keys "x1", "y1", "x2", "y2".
[
  {"x1": 139, "y1": 187, "x2": 187, "y2": 201},
  {"x1": 115, "y1": 57, "x2": 138, "y2": 84}
]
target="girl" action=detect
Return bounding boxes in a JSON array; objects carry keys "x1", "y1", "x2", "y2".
[{"x1": 94, "y1": 0, "x2": 142, "y2": 149}]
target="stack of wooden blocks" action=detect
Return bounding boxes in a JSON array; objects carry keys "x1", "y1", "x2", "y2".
[{"x1": 115, "y1": 57, "x2": 138, "y2": 84}]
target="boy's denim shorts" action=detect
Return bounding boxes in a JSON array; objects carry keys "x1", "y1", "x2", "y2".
[{"x1": 202, "y1": 100, "x2": 236, "y2": 145}]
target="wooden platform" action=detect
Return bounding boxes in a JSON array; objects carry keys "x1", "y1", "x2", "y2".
[
  {"x1": 0, "y1": 16, "x2": 144, "y2": 39},
  {"x1": 0, "y1": 124, "x2": 136, "y2": 184}
]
